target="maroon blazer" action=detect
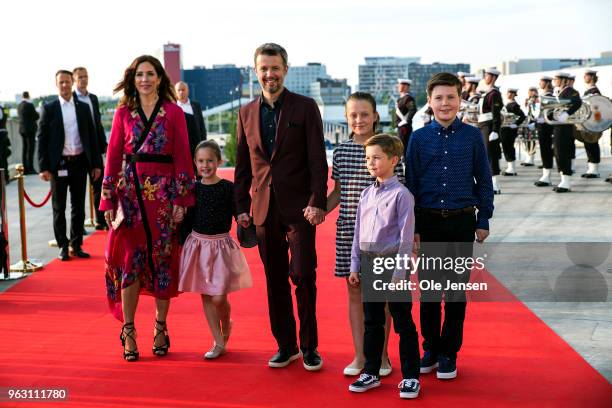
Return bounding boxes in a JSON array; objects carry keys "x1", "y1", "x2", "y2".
[{"x1": 235, "y1": 89, "x2": 328, "y2": 226}]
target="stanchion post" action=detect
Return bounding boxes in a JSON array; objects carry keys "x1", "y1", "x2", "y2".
[
  {"x1": 0, "y1": 168, "x2": 25, "y2": 280},
  {"x1": 9, "y1": 164, "x2": 43, "y2": 273}
]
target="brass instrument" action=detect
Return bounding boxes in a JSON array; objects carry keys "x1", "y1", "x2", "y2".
[
  {"x1": 460, "y1": 99, "x2": 479, "y2": 124},
  {"x1": 540, "y1": 94, "x2": 612, "y2": 134},
  {"x1": 501, "y1": 107, "x2": 528, "y2": 128}
]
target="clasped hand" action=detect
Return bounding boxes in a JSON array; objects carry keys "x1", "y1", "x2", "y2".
[{"x1": 303, "y1": 206, "x2": 326, "y2": 226}]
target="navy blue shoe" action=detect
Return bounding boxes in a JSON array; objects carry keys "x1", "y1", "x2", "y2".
[
  {"x1": 436, "y1": 355, "x2": 457, "y2": 379},
  {"x1": 349, "y1": 373, "x2": 381, "y2": 393},
  {"x1": 398, "y1": 378, "x2": 420, "y2": 399},
  {"x1": 420, "y1": 350, "x2": 438, "y2": 374}
]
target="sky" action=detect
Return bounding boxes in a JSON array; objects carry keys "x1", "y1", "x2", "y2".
[{"x1": 2, "y1": 0, "x2": 611, "y2": 101}]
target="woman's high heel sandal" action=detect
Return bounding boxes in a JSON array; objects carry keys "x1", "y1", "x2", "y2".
[
  {"x1": 120, "y1": 322, "x2": 139, "y2": 362},
  {"x1": 153, "y1": 320, "x2": 170, "y2": 356}
]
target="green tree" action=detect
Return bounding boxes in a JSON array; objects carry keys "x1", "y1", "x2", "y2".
[{"x1": 224, "y1": 112, "x2": 237, "y2": 166}]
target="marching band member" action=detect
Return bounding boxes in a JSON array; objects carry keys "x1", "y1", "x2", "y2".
[
  {"x1": 580, "y1": 69, "x2": 601, "y2": 178},
  {"x1": 395, "y1": 79, "x2": 418, "y2": 154},
  {"x1": 501, "y1": 88, "x2": 526, "y2": 176},
  {"x1": 534, "y1": 76, "x2": 555, "y2": 187},
  {"x1": 477, "y1": 68, "x2": 504, "y2": 194},
  {"x1": 551, "y1": 72, "x2": 582, "y2": 193},
  {"x1": 568, "y1": 74, "x2": 577, "y2": 166},
  {"x1": 459, "y1": 77, "x2": 480, "y2": 124},
  {"x1": 520, "y1": 86, "x2": 539, "y2": 167},
  {"x1": 457, "y1": 72, "x2": 469, "y2": 100},
  {"x1": 466, "y1": 77, "x2": 481, "y2": 102}
]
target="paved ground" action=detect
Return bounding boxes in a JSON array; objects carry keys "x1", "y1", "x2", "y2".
[{"x1": 1, "y1": 140, "x2": 611, "y2": 382}]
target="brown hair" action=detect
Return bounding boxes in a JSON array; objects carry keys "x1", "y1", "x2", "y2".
[
  {"x1": 195, "y1": 140, "x2": 222, "y2": 161},
  {"x1": 364, "y1": 133, "x2": 404, "y2": 159},
  {"x1": 586, "y1": 73, "x2": 598, "y2": 84},
  {"x1": 254, "y1": 43, "x2": 288, "y2": 67},
  {"x1": 55, "y1": 69, "x2": 73, "y2": 78},
  {"x1": 72, "y1": 67, "x2": 87, "y2": 75},
  {"x1": 114, "y1": 55, "x2": 176, "y2": 110},
  {"x1": 427, "y1": 72, "x2": 462, "y2": 96},
  {"x1": 346, "y1": 91, "x2": 379, "y2": 133}
]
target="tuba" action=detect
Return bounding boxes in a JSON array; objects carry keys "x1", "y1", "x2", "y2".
[{"x1": 540, "y1": 94, "x2": 612, "y2": 133}]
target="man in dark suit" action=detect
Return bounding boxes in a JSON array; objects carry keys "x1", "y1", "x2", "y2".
[
  {"x1": 37, "y1": 70, "x2": 102, "y2": 260},
  {"x1": 235, "y1": 43, "x2": 328, "y2": 371},
  {"x1": 73, "y1": 67, "x2": 108, "y2": 230},
  {"x1": 17, "y1": 91, "x2": 39, "y2": 175},
  {"x1": 175, "y1": 81, "x2": 207, "y2": 156}
]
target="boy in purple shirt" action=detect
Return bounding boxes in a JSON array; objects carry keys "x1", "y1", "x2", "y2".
[{"x1": 348, "y1": 134, "x2": 420, "y2": 399}]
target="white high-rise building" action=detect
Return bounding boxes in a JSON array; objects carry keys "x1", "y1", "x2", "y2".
[{"x1": 285, "y1": 63, "x2": 331, "y2": 96}]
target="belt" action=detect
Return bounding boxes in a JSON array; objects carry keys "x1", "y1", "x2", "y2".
[
  {"x1": 62, "y1": 153, "x2": 84, "y2": 162},
  {"x1": 417, "y1": 206, "x2": 475, "y2": 218},
  {"x1": 125, "y1": 153, "x2": 173, "y2": 164}
]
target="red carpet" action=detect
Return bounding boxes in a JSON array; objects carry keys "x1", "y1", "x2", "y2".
[{"x1": 0, "y1": 169, "x2": 610, "y2": 407}]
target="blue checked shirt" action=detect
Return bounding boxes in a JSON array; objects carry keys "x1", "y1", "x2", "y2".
[{"x1": 405, "y1": 117, "x2": 494, "y2": 230}]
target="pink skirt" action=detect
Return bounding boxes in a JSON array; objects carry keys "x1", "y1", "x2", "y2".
[{"x1": 179, "y1": 232, "x2": 252, "y2": 295}]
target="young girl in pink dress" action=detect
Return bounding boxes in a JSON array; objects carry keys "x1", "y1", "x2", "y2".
[{"x1": 179, "y1": 140, "x2": 252, "y2": 359}]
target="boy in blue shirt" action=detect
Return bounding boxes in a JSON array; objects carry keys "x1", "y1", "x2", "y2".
[{"x1": 405, "y1": 73, "x2": 494, "y2": 380}]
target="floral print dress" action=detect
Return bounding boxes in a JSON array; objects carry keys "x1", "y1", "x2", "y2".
[{"x1": 100, "y1": 101, "x2": 195, "y2": 321}]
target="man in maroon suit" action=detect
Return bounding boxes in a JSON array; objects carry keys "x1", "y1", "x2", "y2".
[{"x1": 235, "y1": 43, "x2": 328, "y2": 371}]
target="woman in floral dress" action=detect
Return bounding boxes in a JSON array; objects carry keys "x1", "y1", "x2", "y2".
[{"x1": 101, "y1": 55, "x2": 195, "y2": 361}]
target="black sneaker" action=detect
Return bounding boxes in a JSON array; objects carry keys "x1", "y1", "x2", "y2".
[
  {"x1": 268, "y1": 347, "x2": 301, "y2": 368},
  {"x1": 302, "y1": 349, "x2": 323, "y2": 371},
  {"x1": 420, "y1": 350, "x2": 438, "y2": 374},
  {"x1": 398, "y1": 378, "x2": 420, "y2": 399},
  {"x1": 436, "y1": 355, "x2": 457, "y2": 379},
  {"x1": 348, "y1": 373, "x2": 381, "y2": 393}
]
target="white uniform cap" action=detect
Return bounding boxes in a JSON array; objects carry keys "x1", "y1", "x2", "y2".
[
  {"x1": 584, "y1": 69, "x2": 597, "y2": 75},
  {"x1": 554, "y1": 71, "x2": 570, "y2": 79},
  {"x1": 397, "y1": 78, "x2": 412, "y2": 85},
  {"x1": 485, "y1": 67, "x2": 501, "y2": 76},
  {"x1": 568, "y1": 74, "x2": 576, "y2": 80},
  {"x1": 457, "y1": 71, "x2": 468, "y2": 77},
  {"x1": 540, "y1": 75, "x2": 553, "y2": 81},
  {"x1": 466, "y1": 77, "x2": 480, "y2": 84},
  {"x1": 507, "y1": 87, "x2": 519, "y2": 93}
]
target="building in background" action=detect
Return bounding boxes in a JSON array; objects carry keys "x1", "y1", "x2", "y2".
[
  {"x1": 483, "y1": 51, "x2": 612, "y2": 75},
  {"x1": 310, "y1": 78, "x2": 351, "y2": 106},
  {"x1": 182, "y1": 64, "x2": 242, "y2": 109},
  {"x1": 285, "y1": 63, "x2": 331, "y2": 96},
  {"x1": 358, "y1": 57, "x2": 420, "y2": 101},
  {"x1": 358, "y1": 57, "x2": 469, "y2": 102},
  {"x1": 161, "y1": 43, "x2": 182, "y2": 85}
]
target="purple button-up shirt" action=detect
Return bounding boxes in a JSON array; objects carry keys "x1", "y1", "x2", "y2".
[{"x1": 350, "y1": 175, "x2": 415, "y2": 278}]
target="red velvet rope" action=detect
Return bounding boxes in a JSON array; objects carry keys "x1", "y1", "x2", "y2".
[{"x1": 23, "y1": 189, "x2": 52, "y2": 208}]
